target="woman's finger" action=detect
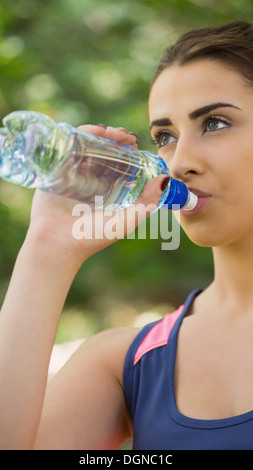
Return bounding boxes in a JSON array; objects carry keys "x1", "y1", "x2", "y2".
[{"x1": 77, "y1": 124, "x2": 138, "y2": 147}]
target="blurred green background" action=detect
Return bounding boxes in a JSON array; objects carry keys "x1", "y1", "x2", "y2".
[{"x1": 0, "y1": 0, "x2": 252, "y2": 342}]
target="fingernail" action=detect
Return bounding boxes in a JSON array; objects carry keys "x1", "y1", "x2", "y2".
[
  {"x1": 129, "y1": 132, "x2": 138, "y2": 145},
  {"x1": 96, "y1": 124, "x2": 107, "y2": 128},
  {"x1": 129, "y1": 132, "x2": 138, "y2": 139},
  {"x1": 160, "y1": 176, "x2": 170, "y2": 192},
  {"x1": 119, "y1": 127, "x2": 128, "y2": 134}
]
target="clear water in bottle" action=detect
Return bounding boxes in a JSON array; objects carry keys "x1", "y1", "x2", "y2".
[{"x1": 0, "y1": 111, "x2": 197, "y2": 211}]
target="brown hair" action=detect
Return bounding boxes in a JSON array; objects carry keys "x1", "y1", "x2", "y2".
[{"x1": 151, "y1": 20, "x2": 253, "y2": 87}]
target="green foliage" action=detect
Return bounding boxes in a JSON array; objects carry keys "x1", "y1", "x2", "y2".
[{"x1": 0, "y1": 0, "x2": 251, "y2": 339}]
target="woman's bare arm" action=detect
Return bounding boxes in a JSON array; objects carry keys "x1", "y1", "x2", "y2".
[{"x1": 0, "y1": 230, "x2": 81, "y2": 449}]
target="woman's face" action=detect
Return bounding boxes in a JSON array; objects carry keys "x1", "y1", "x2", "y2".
[{"x1": 149, "y1": 59, "x2": 253, "y2": 248}]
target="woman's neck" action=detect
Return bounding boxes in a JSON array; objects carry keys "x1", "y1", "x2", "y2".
[{"x1": 197, "y1": 239, "x2": 253, "y2": 318}]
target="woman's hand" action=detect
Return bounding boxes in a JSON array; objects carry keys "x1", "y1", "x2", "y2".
[{"x1": 28, "y1": 124, "x2": 168, "y2": 268}]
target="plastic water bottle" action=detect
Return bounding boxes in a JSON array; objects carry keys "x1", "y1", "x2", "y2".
[{"x1": 0, "y1": 110, "x2": 198, "y2": 211}]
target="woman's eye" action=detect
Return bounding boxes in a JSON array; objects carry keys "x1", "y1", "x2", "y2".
[
  {"x1": 203, "y1": 116, "x2": 230, "y2": 133},
  {"x1": 152, "y1": 131, "x2": 177, "y2": 148}
]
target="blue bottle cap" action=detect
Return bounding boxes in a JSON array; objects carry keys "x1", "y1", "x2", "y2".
[{"x1": 163, "y1": 177, "x2": 189, "y2": 209}]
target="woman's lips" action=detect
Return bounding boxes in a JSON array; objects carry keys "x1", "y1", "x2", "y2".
[{"x1": 180, "y1": 187, "x2": 211, "y2": 216}]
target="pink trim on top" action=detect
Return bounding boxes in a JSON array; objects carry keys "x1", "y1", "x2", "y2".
[{"x1": 133, "y1": 306, "x2": 184, "y2": 365}]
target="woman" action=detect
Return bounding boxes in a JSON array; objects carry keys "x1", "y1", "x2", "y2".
[{"x1": 1, "y1": 20, "x2": 253, "y2": 450}]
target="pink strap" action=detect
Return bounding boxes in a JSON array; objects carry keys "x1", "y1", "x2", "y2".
[{"x1": 133, "y1": 306, "x2": 184, "y2": 365}]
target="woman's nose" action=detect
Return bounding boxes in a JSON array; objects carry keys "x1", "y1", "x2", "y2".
[{"x1": 168, "y1": 136, "x2": 204, "y2": 181}]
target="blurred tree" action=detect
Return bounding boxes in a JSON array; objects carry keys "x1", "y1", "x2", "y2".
[{"x1": 0, "y1": 0, "x2": 252, "y2": 338}]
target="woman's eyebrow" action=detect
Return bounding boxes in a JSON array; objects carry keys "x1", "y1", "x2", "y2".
[
  {"x1": 150, "y1": 118, "x2": 172, "y2": 131},
  {"x1": 189, "y1": 102, "x2": 241, "y2": 120},
  {"x1": 150, "y1": 103, "x2": 241, "y2": 131}
]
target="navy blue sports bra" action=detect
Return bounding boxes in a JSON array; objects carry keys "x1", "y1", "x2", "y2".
[{"x1": 123, "y1": 289, "x2": 253, "y2": 450}]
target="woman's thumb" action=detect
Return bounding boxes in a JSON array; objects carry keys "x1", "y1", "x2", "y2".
[
  {"x1": 122, "y1": 175, "x2": 170, "y2": 237},
  {"x1": 137, "y1": 175, "x2": 170, "y2": 209}
]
